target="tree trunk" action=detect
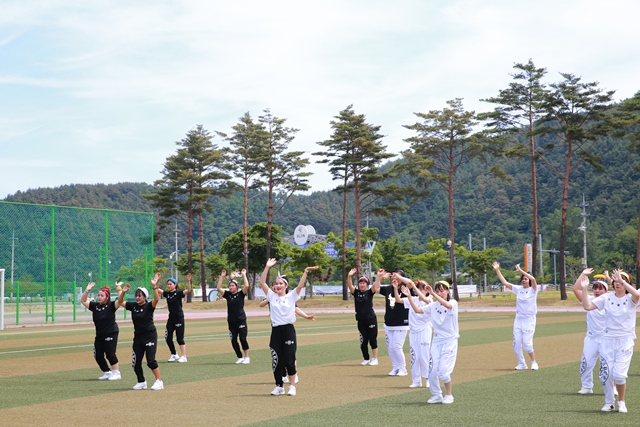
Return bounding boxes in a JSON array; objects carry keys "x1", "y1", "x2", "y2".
[
  {"x1": 636, "y1": 201, "x2": 640, "y2": 289},
  {"x1": 341, "y1": 173, "x2": 348, "y2": 301},
  {"x1": 198, "y1": 205, "x2": 207, "y2": 302},
  {"x1": 559, "y1": 141, "x2": 573, "y2": 300},
  {"x1": 354, "y1": 167, "x2": 362, "y2": 274},
  {"x1": 529, "y1": 116, "x2": 539, "y2": 278},
  {"x1": 243, "y1": 180, "x2": 253, "y2": 299},
  {"x1": 448, "y1": 146, "x2": 459, "y2": 301},
  {"x1": 266, "y1": 175, "x2": 274, "y2": 284}
]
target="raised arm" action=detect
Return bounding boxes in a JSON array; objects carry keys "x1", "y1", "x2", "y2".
[
  {"x1": 296, "y1": 266, "x2": 319, "y2": 295},
  {"x1": 151, "y1": 272, "x2": 161, "y2": 308},
  {"x1": 613, "y1": 269, "x2": 640, "y2": 304},
  {"x1": 117, "y1": 283, "x2": 130, "y2": 308},
  {"x1": 184, "y1": 272, "x2": 192, "y2": 295},
  {"x1": 80, "y1": 282, "x2": 95, "y2": 309},
  {"x1": 492, "y1": 262, "x2": 513, "y2": 291},
  {"x1": 426, "y1": 283, "x2": 453, "y2": 309},
  {"x1": 347, "y1": 268, "x2": 357, "y2": 294},
  {"x1": 580, "y1": 274, "x2": 597, "y2": 311},
  {"x1": 240, "y1": 269, "x2": 249, "y2": 295},
  {"x1": 217, "y1": 270, "x2": 227, "y2": 297},
  {"x1": 572, "y1": 268, "x2": 593, "y2": 303},
  {"x1": 372, "y1": 269, "x2": 387, "y2": 294},
  {"x1": 515, "y1": 264, "x2": 537, "y2": 291},
  {"x1": 260, "y1": 259, "x2": 277, "y2": 295},
  {"x1": 400, "y1": 286, "x2": 424, "y2": 313}
]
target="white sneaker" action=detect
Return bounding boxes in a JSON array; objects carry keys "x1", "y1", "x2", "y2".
[
  {"x1": 151, "y1": 379, "x2": 164, "y2": 390},
  {"x1": 618, "y1": 401, "x2": 628, "y2": 413},
  {"x1": 409, "y1": 382, "x2": 422, "y2": 388},
  {"x1": 397, "y1": 369, "x2": 408, "y2": 376},
  {"x1": 241, "y1": 357, "x2": 250, "y2": 364},
  {"x1": 427, "y1": 394, "x2": 443, "y2": 404},
  {"x1": 361, "y1": 360, "x2": 370, "y2": 366},
  {"x1": 178, "y1": 356, "x2": 187, "y2": 363},
  {"x1": 287, "y1": 385, "x2": 297, "y2": 396},
  {"x1": 514, "y1": 363, "x2": 528, "y2": 370},
  {"x1": 235, "y1": 358, "x2": 245, "y2": 364},
  {"x1": 98, "y1": 371, "x2": 112, "y2": 380},
  {"x1": 133, "y1": 381, "x2": 147, "y2": 390},
  {"x1": 108, "y1": 371, "x2": 121, "y2": 381},
  {"x1": 270, "y1": 386, "x2": 285, "y2": 396},
  {"x1": 168, "y1": 354, "x2": 179, "y2": 362},
  {"x1": 443, "y1": 394, "x2": 455, "y2": 404},
  {"x1": 369, "y1": 358, "x2": 379, "y2": 366},
  {"x1": 388, "y1": 369, "x2": 399, "y2": 376},
  {"x1": 601, "y1": 403, "x2": 614, "y2": 412},
  {"x1": 530, "y1": 361, "x2": 539, "y2": 370},
  {"x1": 578, "y1": 387, "x2": 593, "y2": 395}
]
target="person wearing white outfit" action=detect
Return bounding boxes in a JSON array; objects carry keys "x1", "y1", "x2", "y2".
[
  {"x1": 424, "y1": 280, "x2": 459, "y2": 404},
  {"x1": 572, "y1": 274, "x2": 608, "y2": 395},
  {"x1": 493, "y1": 262, "x2": 539, "y2": 370},
  {"x1": 580, "y1": 268, "x2": 639, "y2": 413},
  {"x1": 395, "y1": 276, "x2": 432, "y2": 389}
]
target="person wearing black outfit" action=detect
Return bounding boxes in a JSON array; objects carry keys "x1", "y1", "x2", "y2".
[
  {"x1": 347, "y1": 268, "x2": 379, "y2": 366},
  {"x1": 119, "y1": 273, "x2": 164, "y2": 390},
  {"x1": 217, "y1": 269, "x2": 250, "y2": 364},
  {"x1": 158, "y1": 273, "x2": 192, "y2": 363},
  {"x1": 81, "y1": 281, "x2": 123, "y2": 381}
]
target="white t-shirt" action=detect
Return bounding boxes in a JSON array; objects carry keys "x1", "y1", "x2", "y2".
[
  {"x1": 430, "y1": 299, "x2": 459, "y2": 344},
  {"x1": 267, "y1": 289, "x2": 300, "y2": 327},
  {"x1": 511, "y1": 284, "x2": 538, "y2": 318},
  {"x1": 592, "y1": 292, "x2": 639, "y2": 339},
  {"x1": 585, "y1": 295, "x2": 606, "y2": 337},
  {"x1": 403, "y1": 296, "x2": 432, "y2": 332}
]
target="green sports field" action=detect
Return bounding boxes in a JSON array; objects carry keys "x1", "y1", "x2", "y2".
[{"x1": 0, "y1": 310, "x2": 639, "y2": 426}]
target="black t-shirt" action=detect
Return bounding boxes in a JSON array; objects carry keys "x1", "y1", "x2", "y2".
[
  {"x1": 223, "y1": 289, "x2": 247, "y2": 322},
  {"x1": 125, "y1": 301, "x2": 156, "y2": 334},
  {"x1": 378, "y1": 286, "x2": 409, "y2": 327},
  {"x1": 165, "y1": 289, "x2": 185, "y2": 319},
  {"x1": 89, "y1": 301, "x2": 119, "y2": 337},
  {"x1": 352, "y1": 288, "x2": 377, "y2": 321}
]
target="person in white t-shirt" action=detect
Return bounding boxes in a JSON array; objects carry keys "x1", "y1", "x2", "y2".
[
  {"x1": 493, "y1": 262, "x2": 539, "y2": 370},
  {"x1": 259, "y1": 258, "x2": 318, "y2": 397},
  {"x1": 394, "y1": 275, "x2": 433, "y2": 388},
  {"x1": 572, "y1": 273, "x2": 608, "y2": 395},
  {"x1": 580, "y1": 268, "x2": 639, "y2": 413}
]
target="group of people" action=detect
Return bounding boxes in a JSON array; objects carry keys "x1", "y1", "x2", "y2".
[{"x1": 82, "y1": 258, "x2": 638, "y2": 412}]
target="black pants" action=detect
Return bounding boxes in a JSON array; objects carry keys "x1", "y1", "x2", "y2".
[
  {"x1": 228, "y1": 320, "x2": 249, "y2": 358},
  {"x1": 132, "y1": 329, "x2": 158, "y2": 383},
  {"x1": 270, "y1": 324, "x2": 297, "y2": 387},
  {"x1": 94, "y1": 331, "x2": 119, "y2": 372},
  {"x1": 357, "y1": 318, "x2": 378, "y2": 360},
  {"x1": 165, "y1": 316, "x2": 185, "y2": 355}
]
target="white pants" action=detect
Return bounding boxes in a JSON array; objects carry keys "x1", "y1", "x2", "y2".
[
  {"x1": 580, "y1": 334, "x2": 602, "y2": 389},
  {"x1": 513, "y1": 316, "x2": 536, "y2": 364},
  {"x1": 384, "y1": 326, "x2": 408, "y2": 371},
  {"x1": 599, "y1": 336, "x2": 635, "y2": 405},
  {"x1": 409, "y1": 328, "x2": 431, "y2": 384},
  {"x1": 429, "y1": 339, "x2": 458, "y2": 397}
]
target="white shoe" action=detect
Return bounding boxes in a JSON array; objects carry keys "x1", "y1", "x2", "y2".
[
  {"x1": 108, "y1": 371, "x2": 121, "y2": 381},
  {"x1": 601, "y1": 403, "x2": 614, "y2": 412},
  {"x1": 133, "y1": 381, "x2": 147, "y2": 390},
  {"x1": 241, "y1": 357, "x2": 250, "y2": 364},
  {"x1": 168, "y1": 354, "x2": 179, "y2": 362},
  {"x1": 361, "y1": 360, "x2": 370, "y2": 366},
  {"x1": 530, "y1": 361, "x2": 539, "y2": 370},
  {"x1": 409, "y1": 382, "x2": 422, "y2": 388},
  {"x1": 287, "y1": 385, "x2": 297, "y2": 396},
  {"x1": 443, "y1": 394, "x2": 455, "y2": 404},
  {"x1": 618, "y1": 401, "x2": 627, "y2": 413},
  {"x1": 388, "y1": 369, "x2": 399, "y2": 376},
  {"x1": 178, "y1": 356, "x2": 187, "y2": 363},
  {"x1": 235, "y1": 358, "x2": 245, "y2": 364},
  {"x1": 578, "y1": 387, "x2": 593, "y2": 395},
  {"x1": 514, "y1": 363, "x2": 528, "y2": 370},
  {"x1": 427, "y1": 394, "x2": 443, "y2": 404},
  {"x1": 270, "y1": 386, "x2": 285, "y2": 396},
  {"x1": 369, "y1": 358, "x2": 379, "y2": 366},
  {"x1": 98, "y1": 371, "x2": 112, "y2": 380},
  {"x1": 397, "y1": 369, "x2": 408, "y2": 376},
  {"x1": 151, "y1": 379, "x2": 164, "y2": 390}
]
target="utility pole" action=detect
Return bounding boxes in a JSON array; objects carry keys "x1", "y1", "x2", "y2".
[{"x1": 577, "y1": 194, "x2": 589, "y2": 269}]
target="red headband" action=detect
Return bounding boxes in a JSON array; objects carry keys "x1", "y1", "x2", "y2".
[{"x1": 100, "y1": 286, "x2": 111, "y2": 300}]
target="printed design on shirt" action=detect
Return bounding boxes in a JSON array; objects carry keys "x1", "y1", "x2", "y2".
[
  {"x1": 580, "y1": 355, "x2": 587, "y2": 376},
  {"x1": 410, "y1": 347, "x2": 416, "y2": 367},
  {"x1": 270, "y1": 347, "x2": 278, "y2": 372},
  {"x1": 95, "y1": 305, "x2": 107, "y2": 312},
  {"x1": 599, "y1": 356, "x2": 610, "y2": 385}
]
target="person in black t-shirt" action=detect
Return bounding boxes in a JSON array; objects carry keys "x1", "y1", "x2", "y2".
[
  {"x1": 217, "y1": 269, "x2": 251, "y2": 364},
  {"x1": 347, "y1": 268, "x2": 379, "y2": 366},
  {"x1": 81, "y1": 281, "x2": 123, "y2": 381},
  {"x1": 119, "y1": 273, "x2": 164, "y2": 391},
  {"x1": 158, "y1": 273, "x2": 192, "y2": 363}
]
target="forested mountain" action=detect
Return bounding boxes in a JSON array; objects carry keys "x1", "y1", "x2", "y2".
[{"x1": 4, "y1": 134, "x2": 639, "y2": 280}]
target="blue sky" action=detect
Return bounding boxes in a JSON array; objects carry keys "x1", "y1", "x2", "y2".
[{"x1": 1, "y1": 0, "x2": 639, "y2": 199}]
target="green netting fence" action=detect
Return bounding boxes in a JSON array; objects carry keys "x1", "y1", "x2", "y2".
[{"x1": 0, "y1": 201, "x2": 154, "y2": 327}]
